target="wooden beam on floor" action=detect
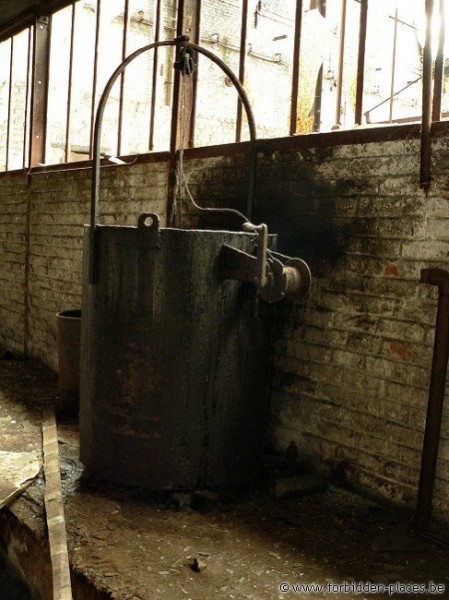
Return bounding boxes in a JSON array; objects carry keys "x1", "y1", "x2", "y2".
[{"x1": 42, "y1": 407, "x2": 73, "y2": 600}]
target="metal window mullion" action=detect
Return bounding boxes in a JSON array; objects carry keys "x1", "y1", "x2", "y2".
[
  {"x1": 335, "y1": 0, "x2": 347, "y2": 128},
  {"x1": 90, "y1": 0, "x2": 102, "y2": 159},
  {"x1": 29, "y1": 16, "x2": 51, "y2": 168},
  {"x1": 23, "y1": 28, "x2": 33, "y2": 168},
  {"x1": 6, "y1": 37, "x2": 13, "y2": 171},
  {"x1": 355, "y1": 0, "x2": 368, "y2": 125},
  {"x1": 290, "y1": 0, "x2": 303, "y2": 136},
  {"x1": 149, "y1": 0, "x2": 162, "y2": 151},
  {"x1": 432, "y1": 0, "x2": 445, "y2": 121},
  {"x1": 64, "y1": 1, "x2": 76, "y2": 163},
  {"x1": 236, "y1": 0, "x2": 248, "y2": 142},
  {"x1": 117, "y1": 0, "x2": 130, "y2": 157}
]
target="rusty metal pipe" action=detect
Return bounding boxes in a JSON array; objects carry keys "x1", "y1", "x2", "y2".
[{"x1": 415, "y1": 268, "x2": 449, "y2": 531}]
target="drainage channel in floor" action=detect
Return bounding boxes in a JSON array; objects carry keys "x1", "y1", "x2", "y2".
[{"x1": 0, "y1": 553, "x2": 33, "y2": 600}]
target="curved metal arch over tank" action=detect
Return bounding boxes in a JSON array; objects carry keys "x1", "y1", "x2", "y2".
[{"x1": 80, "y1": 36, "x2": 311, "y2": 490}]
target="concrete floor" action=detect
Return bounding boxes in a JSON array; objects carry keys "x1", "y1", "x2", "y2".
[{"x1": 1, "y1": 358, "x2": 449, "y2": 599}]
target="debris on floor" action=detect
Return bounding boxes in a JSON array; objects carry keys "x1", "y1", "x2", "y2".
[{"x1": 1, "y1": 359, "x2": 449, "y2": 600}]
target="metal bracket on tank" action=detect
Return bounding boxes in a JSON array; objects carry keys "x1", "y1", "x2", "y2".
[
  {"x1": 137, "y1": 213, "x2": 162, "y2": 248},
  {"x1": 220, "y1": 222, "x2": 311, "y2": 303}
]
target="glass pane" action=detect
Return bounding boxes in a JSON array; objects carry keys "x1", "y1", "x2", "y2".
[
  {"x1": 244, "y1": 0, "x2": 296, "y2": 140},
  {"x1": 69, "y1": 0, "x2": 97, "y2": 162},
  {"x1": 363, "y1": 1, "x2": 424, "y2": 125},
  {"x1": 46, "y1": 5, "x2": 72, "y2": 165},
  {"x1": 440, "y1": 0, "x2": 449, "y2": 119},
  {"x1": 95, "y1": 0, "x2": 126, "y2": 158},
  {"x1": 296, "y1": 0, "x2": 360, "y2": 133},
  {"x1": 194, "y1": 0, "x2": 242, "y2": 147},
  {"x1": 0, "y1": 41, "x2": 12, "y2": 171},
  {"x1": 120, "y1": 0, "x2": 156, "y2": 156},
  {"x1": 152, "y1": 0, "x2": 177, "y2": 151}
]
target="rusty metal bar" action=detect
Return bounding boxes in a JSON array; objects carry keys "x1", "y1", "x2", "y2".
[
  {"x1": 416, "y1": 268, "x2": 449, "y2": 533},
  {"x1": 188, "y1": 0, "x2": 202, "y2": 148},
  {"x1": 236, "y1": 0, "x2": 249, "y2": 142},
  {"x1": 117, "y1": 0, "x2": 129, "y2": 157},
  {"x1": 23, "y1": 27, "x2": 32, "y2": 168},
  {"x1": 64, "y1": 2, "x2": 76, "y2": 163},
  {"x1": 420, "y1": 0, "x2": 434, "y2": 192},
  {"x1": 29, "y1": 16, "x2": 51, "y2": 168},
  {"x1": 389, "y1": 9, "x2": 398, "y2": 123},
  {"x1": 355, "y1": 0, "x2": 367, "y2": 125},
  {"x1": 89, "y1": 0, "x2": 101, "y2": 159},
  {"x1": 290, "y1": 0, "x2": 303, "y2": 135},
  {"x1": 149, "y1": 0, "x2": 162, "y2": 150},
  {"x1": 432, "y1": 0, "x2": 445, "y2": 121},
  {"x1": 6, "y1": 37, "x2": 13, "y2": 171},
  {"x1": 335, "y1": 0, "x2": 347, "y2": 128}
]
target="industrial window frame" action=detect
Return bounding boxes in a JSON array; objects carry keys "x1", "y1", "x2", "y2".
[{"x1": 0, "y1": 0, "x2": 446, "y2": 176}]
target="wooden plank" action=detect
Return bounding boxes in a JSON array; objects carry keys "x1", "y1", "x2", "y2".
[{"x1": 42, "y1": 407, "x2": 73, "y2": 600}]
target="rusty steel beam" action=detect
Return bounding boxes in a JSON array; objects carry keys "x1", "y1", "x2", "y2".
[
  {"x1": 290, "y1": 0, "x2": 303, "y2": 135},
  {"x1": 420, "y1": 0, "x2": 434, "y2": 191},
  {"x1": 236, "y1": 0, "x2": 248, "y2": 142},
  {"x1": 432, "y1": 0, "x2": 445, "y2": 121},
  {"x1": 187, "y1": 0, "x2": 202, "y2": 148},
  {"x1": 29, "y1": 16, "x2": 51, "y2": 168},
  {"x1": 355, "y1": 0, "x2": 367, "y2": 125}
]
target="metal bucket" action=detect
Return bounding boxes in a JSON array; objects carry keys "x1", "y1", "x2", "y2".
[
  {"x1": 80, "y1": 222, "x2": 271, "y2": 490},
  {"x1": 56, "y1": 309, "x2": 81, "y2": 416}
]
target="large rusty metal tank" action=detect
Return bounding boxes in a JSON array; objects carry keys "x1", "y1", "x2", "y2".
[{"x1": 79, "y1": 215, "x2": 271, "y2": 490}]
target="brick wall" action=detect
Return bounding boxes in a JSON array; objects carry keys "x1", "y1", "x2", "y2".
[
  {"x1": 0, "y1": 158, "x2": 169, "y2": 370},
  {"x1": 1, "y1": 129, "x2": 449, "y2": 519},
  {"x1": 182, "y1": 130, "x2": 449, "y2": 520}
]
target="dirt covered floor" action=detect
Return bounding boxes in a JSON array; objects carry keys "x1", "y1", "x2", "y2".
[{"x1": 1, "y1": 358, "x2": 449, "y2": 599}]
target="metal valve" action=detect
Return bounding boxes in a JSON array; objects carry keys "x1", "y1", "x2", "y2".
[{"x1": 220, "y1": 222, "x2": 311, "y2": 303}]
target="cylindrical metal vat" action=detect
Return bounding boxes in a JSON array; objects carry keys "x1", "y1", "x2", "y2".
[
  {"x1": 56, "y1": 309, "x2": 81, "y2": 416},
  {"x1": 80, "y1": 224, "x2": 271, "y2": 490}
]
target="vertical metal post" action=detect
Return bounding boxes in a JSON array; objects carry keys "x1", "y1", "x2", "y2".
[
  {"x1": 29, "y1": 16, "x2": 51, "y2": 168},
  {"x1": 416, "y1": 269, "x2": 449, "y2": 531},
  {"x1": 23, "y1": 27, "x2": 32, "y2": 168},
  {"x1": 89, "y1": 0, "x2": 101, "y2": 159},
  {"x1": 236, "y1": 0, "x2": 248, "y2": 142},
  {"x1": 432, "y1": 0, "x2": 445, "y2": 122},
  {"x1": 335, "y1": 0, "x2": 347, "y2": 128},
  {"x1": 355, "y1": 0, "x2": 368, "y2": 125},
  {"x1": 166, "y1": 0, "x2": 202, "y2": 225},
  {"x1": 117, "y1": 0, "x2": 129, "y2": 157},
  {"x1": 6, "y1": 37, "x2": 13, "y2": 171},
  {"x1": 149, "y1": 0, "x2": 162, "y2": 150},
  {"x1": 290, "y1": 0, "x2": 303, "y2": 135},
  {"x1": 421, "y1": 0, "x2": 434, "y2": 192},
  {"x1": 64, "y1": 2, "x2": 76, "y2": 163},
  {"x1": 389, "y1": 9, "x2": 398, "y2": 123}
]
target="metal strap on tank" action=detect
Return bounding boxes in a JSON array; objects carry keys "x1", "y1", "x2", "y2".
[{"x1": 89, "y1": 35, "x2": 258, "y2": 284}]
